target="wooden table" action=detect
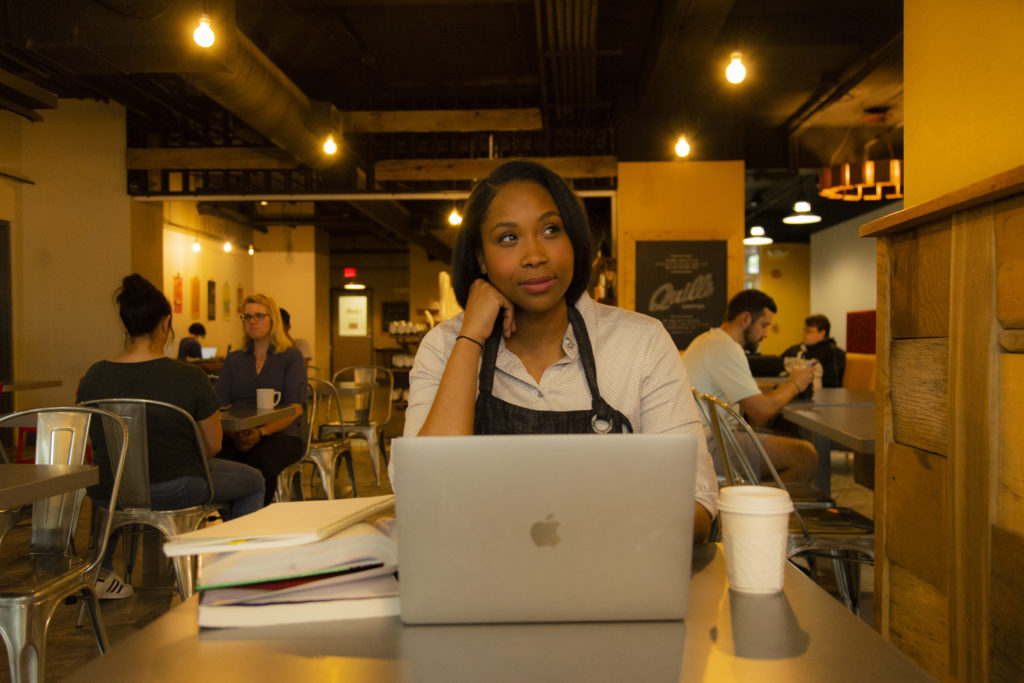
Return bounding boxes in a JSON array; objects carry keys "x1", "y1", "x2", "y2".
[
  {"x1": 63, "y1": 543, "x2": 932, "y2": 683},
  {"x1": 0, "y1": 379, "x2": 63, "y2": 393},
  {"x1": 0, "y1": 464, "x2": 97, "y2": 508},
  {"x1": 782, "y1": 404, "x2": 876, "y2": 491},
  {"x1": 219, "y1": 405, "x2": 296, "y2": 431}
]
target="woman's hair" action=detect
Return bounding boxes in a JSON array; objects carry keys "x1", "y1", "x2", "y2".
[
  {"x1": 451, "y1": 159, "x2": 592, "y2": 308},
  {"x1": 115, "y1": 274, "x2": 172, "y2": 339},
  {"x1": 188, "y1": 322, "x2": 206, "y2": 337},
  {"x1": 239, "y1": 293, "x2": 293, "y2": 351}
]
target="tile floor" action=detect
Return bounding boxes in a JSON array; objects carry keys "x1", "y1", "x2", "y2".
[{"x1": 0, "y1": 445, "x2": 875, "y2": 682}]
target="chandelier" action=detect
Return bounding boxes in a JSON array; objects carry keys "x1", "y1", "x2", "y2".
[{"x1": 819, "y1": 158, "x2": 903, "y2": 201}]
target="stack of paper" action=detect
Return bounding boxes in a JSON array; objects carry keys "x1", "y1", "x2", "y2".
[{"x1": 163, "y1": 496, "x2": 400, "y2": 628}]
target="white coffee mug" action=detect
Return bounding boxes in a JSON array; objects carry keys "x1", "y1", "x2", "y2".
[{"x1": 256, "y1": 388, "x2": 282, "y2": 411}]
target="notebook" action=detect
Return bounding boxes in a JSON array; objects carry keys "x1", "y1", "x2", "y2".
[
  {"x1": 393, "y1": 432, "x2": 698, "y2": 624},
  {"x1": 201, "y1": 346, "x2": 218, "y2": 359}
]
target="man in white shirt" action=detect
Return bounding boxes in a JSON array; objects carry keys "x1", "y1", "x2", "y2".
[{"x1": 683, "y1": 289, "x2": 817, "y2": 482}]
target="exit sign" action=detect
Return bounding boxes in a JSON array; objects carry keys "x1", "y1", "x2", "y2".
[{"x1": 343, "y1": 267, "x2": 357, "y2": 278}]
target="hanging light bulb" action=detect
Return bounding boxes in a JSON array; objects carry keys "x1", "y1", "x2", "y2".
[
  {"x1": 743, "y1": 226, "x2": 773, "y2": 246},
  {"x1": 223, "y1": 241, "x2": 232, "y2": 253},
  {"x1": 248, "y1": 244, "x2": 255, "y2": 256},
  {"x1": 193, "y1": 14, "x2": 215, "y2": 48},
  {"x1": 725, "y1": 51, "x2": 746, "y2": 84},
  {"x1": 192, "y1": 238, "x2": 201, "y2": 253},
  {"x1": 448, "y1": 208, "x2": 462, "y2": 226},
  {"x1": 674, "y1": 136, "x2": 690, "y2": 158},
  {"x1": 322, "y1": 135, "x2": 338, "y2": 155}
]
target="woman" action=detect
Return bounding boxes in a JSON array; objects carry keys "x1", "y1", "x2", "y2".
[
  {"x1": 78, "y1": 274, "x2": 265, "y2": 598},
  {"x1": 404, "y1": 160, "x2": 717, "y2": 540},
  {"x1": 215, "y1": 293, "x2": 306, "y2": 505}
]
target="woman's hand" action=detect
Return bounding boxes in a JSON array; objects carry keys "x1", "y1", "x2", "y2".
[
  {"x1": 460, "y1": 278, "x2": 515, "y2": 343},
  {"x1": 228, "y1": 428, "x2": 261, "y2": 453}
]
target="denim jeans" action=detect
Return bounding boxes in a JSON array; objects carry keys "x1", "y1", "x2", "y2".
[{"x1": 100, "y1": 459, "x2": 265, "y2": 570}]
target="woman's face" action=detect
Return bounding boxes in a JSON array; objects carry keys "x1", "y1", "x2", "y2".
[
  {"x1": 242, "y1": 302, "x2": 273, "y2": 342},
  {"x1": 478, "y1": 181, "x2": 574, "y2": 315}
]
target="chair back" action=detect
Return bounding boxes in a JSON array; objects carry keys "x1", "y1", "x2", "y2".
[
  {"x1": 79, "y1": 398, "x2": 214, "y2": 509},
  {"x1": 0, "y1": 406, "x2": 129, "y2": 563},
  {"x1": 308, "y1": 377, "x2": 343, "y2": 441},
  {"x1": 691, "y1": 390, "x2": 811, "y2": 538},
  {"x1": 331, "y1": 366, "x2": 394, "y2": 426}
]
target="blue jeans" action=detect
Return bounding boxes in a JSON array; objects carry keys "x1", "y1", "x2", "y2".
[{"x1": 100, "y1": 459, "x2": 265, "y2": 570}]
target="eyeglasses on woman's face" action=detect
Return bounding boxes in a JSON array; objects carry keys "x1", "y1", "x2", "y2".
[{"x1": 240, "y1": 312, "x2": 269, "y2": 322}]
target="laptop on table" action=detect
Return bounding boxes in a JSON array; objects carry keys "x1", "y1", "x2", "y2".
[{"x1": 393, "y1": 432, "x2": 698, "y2": 625}]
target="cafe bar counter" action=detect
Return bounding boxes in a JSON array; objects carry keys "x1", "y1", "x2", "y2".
[{"x1": 66, "y1": 544, "x2": 932, "y2": 682}]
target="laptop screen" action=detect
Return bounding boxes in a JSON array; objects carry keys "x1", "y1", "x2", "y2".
[{"x1": 201, "y1": 347, "x2": 218, "y2": 359}]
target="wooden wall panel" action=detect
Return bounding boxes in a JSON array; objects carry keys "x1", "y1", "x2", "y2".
[
  {"x1": 889, "y1": 223, "x2": 951, "y2": 339},
  {"x1": 994, "y1": 195, "x2": 1024, "y2": 328},
  {"x1": 999, "y1": 353, "x2": 1024, "y2": 531},
  {"x1": 990, "y1": 524, "x2": 1024, "y2": 683},
  {"x1": 889, "y1": 562, "x2": 950, "y2": 679},
  {"x1": 886, "y1": 443, "x2": 948, "y2": 591},
  {"x1": 891, "y1": 338, "x2": 950, "y2": 455}
]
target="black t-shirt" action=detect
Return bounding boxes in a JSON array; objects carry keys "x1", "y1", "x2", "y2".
[
  {"x1": 77, "y1": 358, "x2": 220, "y2": 499},
  {"x1": 177, "y1": 336, "x2": 202, "y2": 360}
]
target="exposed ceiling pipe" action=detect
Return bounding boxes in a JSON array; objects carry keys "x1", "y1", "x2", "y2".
[{"x1": 190, "y1": 23, "x2": 342, "y2": 170}]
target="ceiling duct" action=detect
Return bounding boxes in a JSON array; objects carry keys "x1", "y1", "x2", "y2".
[
  {"x1": 7, "y1": 0, "x2": 342, "y2": 170},
  {"x1": 189, "y1": 23, "x2": 342, "y2": 171}
]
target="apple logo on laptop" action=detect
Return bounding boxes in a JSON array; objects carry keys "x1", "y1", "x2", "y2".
[{"x1": 530, "y1": 514, "x2": 560, "y2": 547}]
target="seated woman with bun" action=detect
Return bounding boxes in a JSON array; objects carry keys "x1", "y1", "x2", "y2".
[{"x1": 78, "y1": 274, "x2": 265, "y2": 599}]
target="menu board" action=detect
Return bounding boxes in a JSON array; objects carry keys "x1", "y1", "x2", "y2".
[{"x1": 635, "y1": 241, "x2": 727, "y2": 349}]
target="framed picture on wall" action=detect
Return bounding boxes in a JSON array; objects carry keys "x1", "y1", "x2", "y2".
[
  {"x1": 173, "y1": 274, "x2": 183, "y2": 314},
  {"x1": 222, "y1": 282, "x2": 231, "y2": 319},
  {"x1": 207, "y1": 280, "x2": 216, "y2": 321},
  {"x1": 635, "y1": 240, "x2": 727, "y2": 349},
  {"x1": 190, "y1": 277, "x2": 200, "y2": 319},
  {"x1": 381, "y1": 301, "x2": 410, "y2": 332},
  {"x1": 337, "y1": 294, "x2": 369, "y2": 337}
]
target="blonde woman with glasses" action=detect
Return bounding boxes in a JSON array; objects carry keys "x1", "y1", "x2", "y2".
[{"x1": 215, "y1": 293, "x2": 306, "y2": 504}]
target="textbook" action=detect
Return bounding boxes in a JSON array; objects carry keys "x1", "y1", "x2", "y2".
[
  {"x1": 196, "y1": 523, "x2": 400, "y2": 628},
  {"x1": 198, "y1": 575, "x2": 401, "y2": 628},
  {"x1": 197, "y1": 522, "x2": 397, "y2": 589},
  {"x1": 163, "y1": 495, "x2": 395, "y2": 557}
]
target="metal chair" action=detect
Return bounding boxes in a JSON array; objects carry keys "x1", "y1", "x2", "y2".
[
  {"x1": 79, "y1": 398, "x2": 216, "y2": 601},
  {"x1": 0, "y1": 406, "x2": 129, "y2": 683},
  {"x1": 330, "y1": 366, "x2": 393, "y2": 487},
  {"x1": 693, "y1": 389, "x2": 874, "y2": 614},
  {"x1": 276, "y1": 379, "x2": 357, "y2": 501}
]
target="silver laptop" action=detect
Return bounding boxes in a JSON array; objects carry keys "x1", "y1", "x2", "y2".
[
  {"x1": 201, "y1": 346, "x2": 218, "y2": 359},
  {"x1": 393, "y1": 433, "x2": 697, "y2": 624}
]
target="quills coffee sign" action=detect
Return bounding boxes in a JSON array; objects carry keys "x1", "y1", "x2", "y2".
[{"x1": 636, "y1": 241, "x2": 727, "y2": 349}]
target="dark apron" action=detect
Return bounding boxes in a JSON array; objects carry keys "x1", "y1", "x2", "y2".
[{"x1": 473, "y1": 304, "x2": 634, "y2": 435}]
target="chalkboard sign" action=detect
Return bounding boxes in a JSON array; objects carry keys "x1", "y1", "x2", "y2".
[{"x1": 636, "y1": 241, "x2": 727, "y2": 349}]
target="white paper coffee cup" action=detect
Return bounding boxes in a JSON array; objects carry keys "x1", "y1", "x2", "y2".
[{"x1": 718, "y1": 486, "x2": 793, "y2": 594}]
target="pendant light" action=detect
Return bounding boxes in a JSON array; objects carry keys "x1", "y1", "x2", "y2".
[
  {"x1": 783, "y1": 178, "x2": 821, "y2": 225},
  {"x1": 743, "y1": 226, "x2": 772, "y2": 246}
]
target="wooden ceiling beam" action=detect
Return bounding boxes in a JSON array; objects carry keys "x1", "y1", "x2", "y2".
[
  {"x1": 375, "y1": 155, "x2": 617, "y2": 181},
  {"x1": 346, "y1": 200, "x2": 452, "y2": 262},
  {"x1": 341, "y1": 108, "x2": 542, "y2": 133},
  {"x1": 126, "y1": 147, "x2": 300, "y2": 170}
]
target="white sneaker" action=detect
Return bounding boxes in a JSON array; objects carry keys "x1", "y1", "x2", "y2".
[{"x1": 95, "y1": 571, "x2": 134, "y2": 600}]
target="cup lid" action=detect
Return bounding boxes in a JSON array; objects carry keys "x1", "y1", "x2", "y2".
[{"x1": 717, "y1": 485, "x2": 793, "y2": 514}]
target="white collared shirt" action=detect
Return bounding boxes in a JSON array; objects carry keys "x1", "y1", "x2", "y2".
[{"x1": 404, "y1": 293, "x2": 718, "y2": 517}]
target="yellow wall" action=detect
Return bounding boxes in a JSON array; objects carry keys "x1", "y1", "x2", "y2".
[
  {"x1": 616, "y1": 161, "x2": 746, "y2": 316},
  {"x1": 162, "y1": 206, "x2": 256, "y2": 357},
  {"x1": 905, "y1": 0, "x2": 1024, "y2": 203},
  {"x1": 0, "y1": 100, "x2": 131, "y2": 409},
  {"x1": 755, "y1": 243, "x2": 811, "y2": 356}
]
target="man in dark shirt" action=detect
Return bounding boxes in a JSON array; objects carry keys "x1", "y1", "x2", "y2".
[
  {"x1": 177, "y1": 323, "x2": 206, "y2": 360},
  {"x1": 781, "y1": 314, "x2": 847, "y2": 388}
]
